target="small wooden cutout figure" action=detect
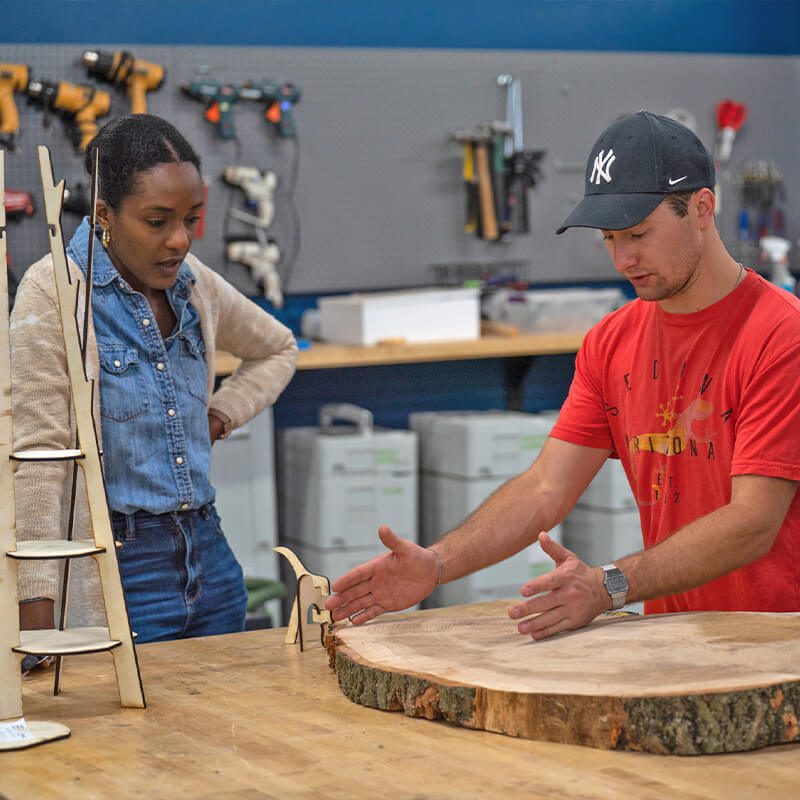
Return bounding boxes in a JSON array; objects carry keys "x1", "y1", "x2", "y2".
[{"x1": 274, "y1": 546, "x2": 332, "y2": 650}]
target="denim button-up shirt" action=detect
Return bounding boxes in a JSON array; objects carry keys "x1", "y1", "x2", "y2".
[{"x1": 67, "y1": 218, "x2": 214, "y2": 514}]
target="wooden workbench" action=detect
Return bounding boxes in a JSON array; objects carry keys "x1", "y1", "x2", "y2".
[
  {"x1": 215, "y1": 330, "x2": 585, "y2": 374},
  {"x1": 3, "y1": 602, "x2": 799, "y2": 799}
]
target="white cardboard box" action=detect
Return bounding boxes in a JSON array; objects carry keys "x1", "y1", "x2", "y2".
[
  {"x1": 318, "y1": 287, "x2": 480, "y2": 345},
  {"x1": 483, "y1": 287, "x2": 625, "y2": 333}
]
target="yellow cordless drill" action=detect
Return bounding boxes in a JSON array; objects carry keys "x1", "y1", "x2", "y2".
[
  {"x1": 0, "y1": 64, "x2": 30, "y2": 149},
  {"x1": 83, "y1": 50, "x2": 164, "y2": 114},
  {"x1": 27, "y1": 79, "x2": 111, "y2": 151}
]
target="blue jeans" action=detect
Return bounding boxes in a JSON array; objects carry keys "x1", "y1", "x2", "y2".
[{"x1": 111, "y1": 503, "x2": 247, "y2": 643}]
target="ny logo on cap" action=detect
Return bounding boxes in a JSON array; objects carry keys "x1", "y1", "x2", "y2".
[{"x1": 590, "y1": 149, "x2": 616, "y2": 185}]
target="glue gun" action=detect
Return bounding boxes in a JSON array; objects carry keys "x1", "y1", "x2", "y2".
[
  {"x1": 252, "y1": 80, "x2": 301, "y2": 138},
  {"x1": 182, "y1": 80, "x2": 244, "y2": 139}
]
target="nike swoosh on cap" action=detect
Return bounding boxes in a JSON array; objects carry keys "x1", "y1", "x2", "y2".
[{"x1": 668, "y1": 176, "x2": 688, "y2": 185}]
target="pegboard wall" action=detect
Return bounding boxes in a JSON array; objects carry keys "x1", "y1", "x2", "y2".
[{"x1": 3, "y1": 43, "x2": 799, "y2": 301}]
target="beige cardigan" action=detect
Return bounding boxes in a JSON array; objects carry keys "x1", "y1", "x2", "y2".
[{"x1": 10, "y1": 252, "x2": 298, "y2": 626}]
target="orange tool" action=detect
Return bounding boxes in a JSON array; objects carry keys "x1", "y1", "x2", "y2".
[
  {"x1": 27, "y1": 80, "x2": 111, "y2": 151},
  {"x1": 0, "y1": 63, "x2": 29, "y2": 148},
  {"x1": 83, "y1": 50, "x2": 164, "y2": 114}
]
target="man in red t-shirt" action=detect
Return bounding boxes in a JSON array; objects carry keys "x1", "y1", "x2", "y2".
[{"x1": 325, "y1": 111, "x2": 800, "y2": 639}]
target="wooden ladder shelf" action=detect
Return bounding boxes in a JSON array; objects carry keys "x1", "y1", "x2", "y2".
[{"x1": 0, "y1": 147, "x2": 145, "y2": 750}]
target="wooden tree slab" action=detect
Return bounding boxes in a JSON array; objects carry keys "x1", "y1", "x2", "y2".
[{"x1": 326, "y1": 610, "x2": 800, "y2": 755}]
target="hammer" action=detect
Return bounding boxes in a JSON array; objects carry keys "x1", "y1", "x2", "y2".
[
  {"x1": 452, "y1": 122, "x2": 511, "y2": 241},
  {"x1": 452, "y1": 126, "x2": 496, "y2": 240}
]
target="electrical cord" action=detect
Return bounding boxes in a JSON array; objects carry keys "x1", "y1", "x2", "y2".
[
  {"x1": 219, "y1": 133, "x2": 300, "y2": 300},
  {"x1": 278, "y1": 134, "x2": 301, "y2": 291},
  {"x1": 221, "y1": 133, "x2": 244, "y2": 264}
]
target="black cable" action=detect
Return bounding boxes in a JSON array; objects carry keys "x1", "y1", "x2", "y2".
[
  {"x1": 220, "y1": 135, "x2": 244, "y2": 275},
  {"x1": 278, "y1": 134, "x2": 301, "y2": 291}
]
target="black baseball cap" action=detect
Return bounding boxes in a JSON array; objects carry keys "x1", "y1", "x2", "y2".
[{"x1": 556, "y1": 111, "x2": 715, "y2": 234}]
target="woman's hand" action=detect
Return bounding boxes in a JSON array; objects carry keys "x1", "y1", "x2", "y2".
[{"x1": 208, "y1": 413, "x2": 226, "y2": 444}]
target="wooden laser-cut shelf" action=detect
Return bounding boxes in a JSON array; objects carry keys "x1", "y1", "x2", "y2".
[{"x1": 0, "y1": 146, "x2": 145, "y2": 750}]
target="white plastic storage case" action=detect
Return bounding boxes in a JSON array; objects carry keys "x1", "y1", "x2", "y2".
[
  {"x1": 278, "y1": 404, "x2": 417, "y2": 552},
  {"x1": 318, "y1": 287, "x2": 480, "y2": 345},
  {"x1": 576, "y1": 458, "x2": 637, "y2": 510},
  {"x1": 209, "y1": 407, "x2": 279, "y2": 581},
  {"x1": 562, "y1": 507, "x2": 643, "y2": 567},
  {"x1": 410, "y1": 410, "x2": 562, "y2": 608},
  {"x1": 410, "y1": 409, "x2": 553, "y2": 478}
]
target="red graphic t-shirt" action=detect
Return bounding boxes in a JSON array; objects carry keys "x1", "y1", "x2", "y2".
[{"x1": 551, "y1": 269, "x2": 800, "y2": 614}]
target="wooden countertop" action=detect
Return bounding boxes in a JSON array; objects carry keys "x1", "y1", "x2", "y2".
[
  {"x1": 216, "y1": 330, "x2": 585, "y2": 375},
  {"x1": 3, "y1": 601, "x2": 799, "y2": 799}
]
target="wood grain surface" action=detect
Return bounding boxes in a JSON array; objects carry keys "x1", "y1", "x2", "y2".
[
  {"x1": 2, "y1": 603, "x2": 800, "y2": 799},
  {"x1": 329, "y1": 609, "x2": 800, "y2": 755}
]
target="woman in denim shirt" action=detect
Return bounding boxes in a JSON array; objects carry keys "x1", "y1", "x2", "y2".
[{"x1": 12, "y1": 115, "x2": 298, "y2": 642}]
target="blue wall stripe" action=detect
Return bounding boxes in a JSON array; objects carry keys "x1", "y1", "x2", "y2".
[{"x1": 3, "y1": 1, "x2": 799, "y2": 54}]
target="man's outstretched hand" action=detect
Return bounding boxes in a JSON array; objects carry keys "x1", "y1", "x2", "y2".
[
  {"x1": 324, "y1": 525, "x2": 440, "y2": 624},
  {"x1": 508, "y1": 532, "x2": 611, "y2": 639}
]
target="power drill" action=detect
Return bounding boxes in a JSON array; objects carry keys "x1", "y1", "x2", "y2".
[
  {"x1": 223, "y1": 166, "x2": 278, "y2": 228},
  {"x1": 4, "y1": 189, "x2": 35, "y2": 220},
  {"x1": 27, "y1": 80, "x2": 111, "y2": 151},
  {"x1": 83, "y1": 50, "x2": 164, "y2": 114},
  {"x1": 63, "y1": 182, "x2": 91, "y2": 217},
  {"x1": 0, "y1": 64, "x2": 30, "y2": 149},
  {"x1": 250, "y1": 80, "x2": 301, "y2": 138}
]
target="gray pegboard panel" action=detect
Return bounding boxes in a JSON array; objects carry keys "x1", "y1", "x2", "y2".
[{"x1": 3, "y1": 44, "x2": 799, "y2": 298}]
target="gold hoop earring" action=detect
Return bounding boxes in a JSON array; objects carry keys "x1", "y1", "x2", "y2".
[{"x1": 101, "y1": 228, "x2": 111, "y2": 248}]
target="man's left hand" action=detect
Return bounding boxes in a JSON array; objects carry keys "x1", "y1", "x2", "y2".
[{"x1": 508, "y1": 532, "x2": 611, "y2": 640}]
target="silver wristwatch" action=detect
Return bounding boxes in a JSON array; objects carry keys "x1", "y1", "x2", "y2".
[{"x1": 601, "y1": 564, "x2": 629, "y2": 610}]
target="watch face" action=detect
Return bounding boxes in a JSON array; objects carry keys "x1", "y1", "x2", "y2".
[{"x1": 604, "y1": 568, "x2": 628, "y2": 595}]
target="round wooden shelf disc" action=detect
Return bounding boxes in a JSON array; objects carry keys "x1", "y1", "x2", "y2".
[
  {"x1": 0, "y1": 721, "x2": 70, "y2": 751},
  {"x1": 10, "y1": 448, "x2": 83, "y2": 461},
  {"x1": 8, "y1": 539, "x2": 104, "y2": 559},
  {"x1": 15, "y1": 627, "x2": 121, "y2": 656}
]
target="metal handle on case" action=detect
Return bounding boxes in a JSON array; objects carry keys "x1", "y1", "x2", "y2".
[{"x1": 319, "y1": 403, "x2": 373, "y2": 435}]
